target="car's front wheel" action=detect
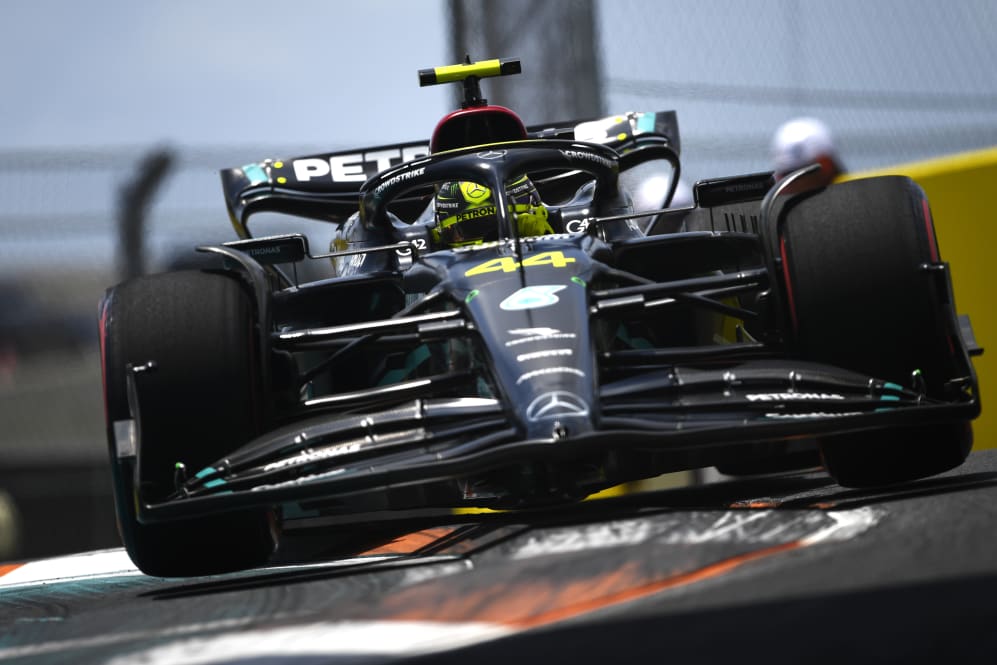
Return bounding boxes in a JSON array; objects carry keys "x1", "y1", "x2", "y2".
[
  {"x1": 100, "y1": 269, "x2": 277, "y2": 576},
  {"x1": 778, "y1": 176, "x2": 972, "y2": 487}
]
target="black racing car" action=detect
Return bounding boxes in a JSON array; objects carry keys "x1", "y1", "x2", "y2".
[{"x1": 99, "y1": 58, "x2": 980, "y2": 576}]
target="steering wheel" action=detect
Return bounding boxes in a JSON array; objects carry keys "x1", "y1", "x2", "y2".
[{"x1": 358, "y1": 140, "x2": 622, "y2": 238}]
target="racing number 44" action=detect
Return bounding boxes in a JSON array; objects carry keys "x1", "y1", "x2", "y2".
[{"x1": 465, "y1": 251, "x2": 576, "y2": 277}]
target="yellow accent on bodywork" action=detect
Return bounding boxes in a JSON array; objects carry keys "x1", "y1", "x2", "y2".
[{"x1": 433, "y1": 59, "x2": 503, "y2": 83}]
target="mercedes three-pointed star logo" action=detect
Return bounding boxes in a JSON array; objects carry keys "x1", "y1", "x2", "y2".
[{"x1": 525, "y1": 391, "x2": 590, "y2": 421}]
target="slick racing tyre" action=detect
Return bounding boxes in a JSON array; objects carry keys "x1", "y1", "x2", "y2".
[
  {"x1": 817, "y1": 422, "x2": 972, "y2": 488},
  {"x1": 778, "y1": 175, "x2": 971, "y2": 487},
  {"x1": 100, "y1": 270, "x2": 277, "y2": 576}
]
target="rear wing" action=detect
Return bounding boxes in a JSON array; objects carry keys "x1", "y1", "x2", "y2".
[{"x1": 220, "y1": 111, "x2": 680, "y2": 239}]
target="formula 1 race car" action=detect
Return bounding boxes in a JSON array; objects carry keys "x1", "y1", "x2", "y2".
[{"x1": 99, "y1": 58, "x2": 981, "y2": 576}]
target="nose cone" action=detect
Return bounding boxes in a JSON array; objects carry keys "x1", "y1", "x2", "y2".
[{"x1": 467, "y1": 277, "x2": 597, "y2": 441}]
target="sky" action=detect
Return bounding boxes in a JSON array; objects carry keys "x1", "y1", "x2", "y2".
[
  {"x1": 0, "y1": 1, "x2": 451, "y2": 150},
  {"x1": 4, "y1": 0, "x2": 996, "y2": 161}
]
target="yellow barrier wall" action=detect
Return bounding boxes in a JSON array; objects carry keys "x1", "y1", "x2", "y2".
[{"x1": 843, "y1": 147, "x2": 997, "y2": 449}]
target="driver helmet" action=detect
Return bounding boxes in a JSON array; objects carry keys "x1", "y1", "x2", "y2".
[
  {"x1": 771, "y1": 117, "x2": 845, "y2": 183},
  {"x1": 433, "y1": 175, "x2": 553, "y2": 247}
]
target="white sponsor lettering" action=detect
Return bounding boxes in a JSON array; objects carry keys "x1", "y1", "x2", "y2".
[
  {"x1": 515, "y1": 366, "x2": 585, "y2": 385},
  {"x1": 516, "y1": 348, "x2": 573, "y2": 363},
  {"x1": 530, "y1": 233, "x2": 577, "y2": 241},
  {"x1": 505, "y1": 333, "x2": 577, "y2": 347},
  {"x1": 764, "y1": 412, "x2": 862, "y2": 419},
  {"x1": 396, "y1": 238, "x2": 428, "y2": 256},
  {"x1": 560, "y1": 148, "x2": 616, "y2": 170},
  {"x1": 347, "y1": 253, "x2": 366, "y2": 270},
  {"x1": 263, "y1": 440, "x2": 366, "y2": 472},
  {"x1": 292, "y1": 158, "x2": 330, "y2": 182},
  {"x1": 746, "y1": 392, "x2": 845, "y2": 402},
  {"x1": 329, "y1": 153, "x2": 365, "y2": 182},
  {"x1": 505, "y1": 328, "x2": 577, "y2": 347},
  {"x1": 292, "y1": 145, "x2": 430, "y2": 183},
  {"x1": 374, "y1": 167, "x2": 426, "y2": 196},
  {"x1": 248, "y1": 246, "x2": 283, "y2": 255},
  {"x1": 252, "y1": 467, "x2": 347, "y2": 491},
  {"x1": 509, "y1": 327, "x2": 564, "y2": 337}
]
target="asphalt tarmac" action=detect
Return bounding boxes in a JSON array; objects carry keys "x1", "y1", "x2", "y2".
[{"x1": 3, "y1": 450, "x2": 997, "y2": 664}]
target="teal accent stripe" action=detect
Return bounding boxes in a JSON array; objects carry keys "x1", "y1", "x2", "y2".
[
  {"x1": 204, "y1": 478, "x2": 227, "y2": 488},
  {"x1": 636, "y1": 113, "x2": 656, "y2": 133},
  {"x1": 879, "y1": 395, "x2": 901, "y2": 402},
  {"x1": 242, "y1": 163, "x2": 268, "y2": 185},
  {"x1": 195, "y1": 467, "x2": 215, "y2": 479},
  {"x1": 883, "y1": 382, "x2": 904, "y2": 392},
  {"x1": 379, "y1": 344, "x2": 433, "y2": 386}
]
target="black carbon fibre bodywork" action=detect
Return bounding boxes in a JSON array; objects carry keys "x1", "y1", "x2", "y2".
[{"x1": 112, "y1": 114, "x2": 979, "y2": 531}]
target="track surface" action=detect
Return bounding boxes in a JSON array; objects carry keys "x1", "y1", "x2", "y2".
[{"x1": 3, "y1": 450, "x2": 997, "y2": 664}]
